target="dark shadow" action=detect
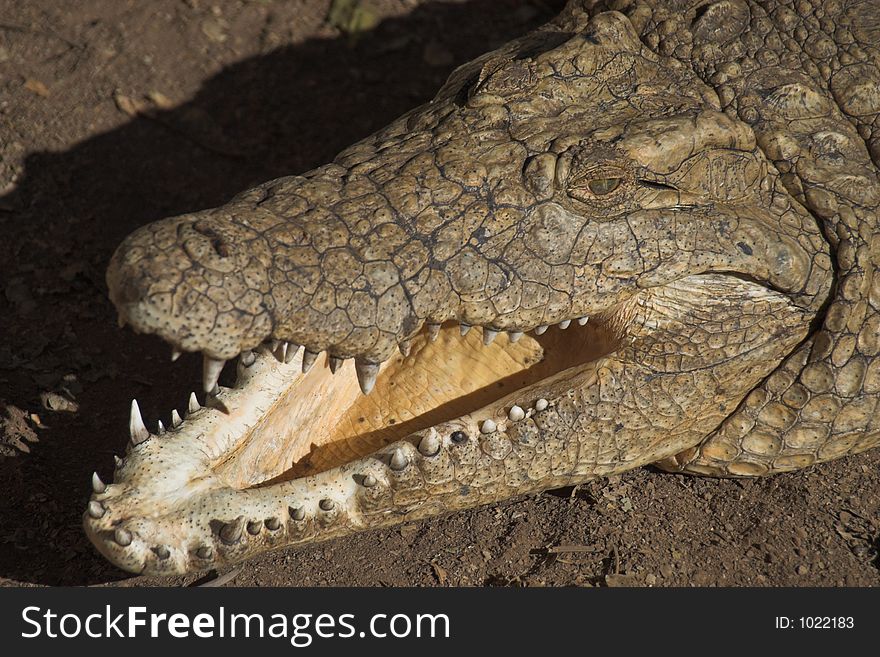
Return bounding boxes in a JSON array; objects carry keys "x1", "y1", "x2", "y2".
[{"x1": 0, "y1": 0, "x2": 565, "y2": 585}]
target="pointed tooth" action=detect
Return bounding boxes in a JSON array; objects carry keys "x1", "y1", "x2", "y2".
[
  {"x1": 273, "y1": 341, "x2": 288, "y2": 362},
  {"x1": 88, "y1": 501, "x2": 105, "y2": 519},
  {"x1": 508, "y1": 331, "x2": 523, "y2": 343},
  {"x1": 578, "y1": 316, "x2": 589, "y2": 325},
  {"x1": 114, "y1": 528, "x2": 132, "y2": 547},
  {"x1": 171, "y1": 409, "x2": 183, "y2": 428},
  {"x1": 355, "y1": 359, "x2": 380, "y2": 395},
  {"x1": 389, "y1": 447, "x2": 408, "y2": 470},
  {"x1": 535, "y1": 398, "x2": 549, "y2": 411},
  {"x1": 265, "y1": 517, "x2": 281, "y2": 531},
  {"x1": 426, "y1": 323, "x2": 441, "y2": 341},
  {"x1": 508, "y1": 405, "x2": 525, "y2": 422},
  {"x1": 398, "y1": 340, "x2": 412, "y2": 357},
  {"x1": 460, "y1": 324, "x2": 471, "y2": 336},
  {"x1": 558, "y1": 319, "x2": 571, "y2": 329},
  {"x1": 202, "y1": 356, "x2": 225, "y2": 394},
  {"x1": 482, "y1": 328, "x2": 498, "y2": 345},
  {"x1": 156, "y1": 420, "x2": 165, "y2": 435},
  {"x1": 188, "y1": 392, "x2": 200, "y2": 414},
  {"x1": 418, "y1": 433, "x2": 441, "y2": 457},
  {"x1": 329, "y1": 356, "x2": 343, "y2": 373},
  {"x1": 270, "y1": 339, "x2": 280, "y2": 352},
  {"x1": 284, "y1": 343, "x2": 301, "y2": 364},
  {"x1": 319, "y1": 498, "x2": 335, "y2": 511},
  {"x1": 91, "y1": 472, "x2": 106, "y2": 494},
  {"x1": 196, "y1": 546, "x2": 213, "y2": 560},
  {"x1": 154, "y1": 546, "x2": 170, "y2": 560},
  {"x1": 534, "y1": 325, "x2": 548, "y2": 335},
  {"x1": 289, "y1": 506, "x2": 305, "y2": 521},
  {"x1": 113, "y1": 455, "x2": 123, "y2": 468},
  {"x1": 240, "y1": 350, "x2": 256, "y2": 367},
  {"x1": 171, "y1": 349, "x2": 182, "y2": 362},
  {"x1": 219, "y1": 517, "x2": 244, "y2": 544},
  {"x1": 362, "y1": 474, "x2": 377, "y2": 488},
  {"x1": 301, "y1": 350, "x2": 319, "y2": 373},
  {"x1": 480, "y1": 418, "x2": 497, "y2": 434},
  {"x1": 128, "y1": 399, "x2": 149, "y2": 446}
]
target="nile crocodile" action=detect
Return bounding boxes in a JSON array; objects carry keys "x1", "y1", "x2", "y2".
[{"x1": 85, "y1": 0, "x2": 880, "y2": 576}]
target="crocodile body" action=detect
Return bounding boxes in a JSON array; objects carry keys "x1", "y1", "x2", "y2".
[{"x1": 85, "y1": 0, "x2": 880, "y2": 575}]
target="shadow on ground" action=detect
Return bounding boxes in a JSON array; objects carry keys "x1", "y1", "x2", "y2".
[{"x1": 0, "y1": 0, "x2": 564, "y2": 585}]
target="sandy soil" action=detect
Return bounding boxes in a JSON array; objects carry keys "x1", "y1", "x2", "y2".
[{"x1": 0, "y1": 0, "x2": 877, "y2": 587}]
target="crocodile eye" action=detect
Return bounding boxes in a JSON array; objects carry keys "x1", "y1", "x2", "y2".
[{"x1": 587, "y1": 177, "x2": 621, "y2": 195}]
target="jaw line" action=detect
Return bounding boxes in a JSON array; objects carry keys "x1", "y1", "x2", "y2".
[{"x1": 83, "y1": 319, "x2": 614, "y2": 576}]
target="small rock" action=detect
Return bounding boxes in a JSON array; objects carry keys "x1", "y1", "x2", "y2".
[
  {"x1": 692, "y1": 569, "x2": 712, "y2": 586},
  {"x1": 796, "y1": 564, "x2": 810, "y2": 575},
  {"x1": 201, "y1": 17, "x2": 229, "y2": 43},
  {"x1": 605, "y1": 573, "x2": 640, "y2": 587},
  {"x1": 40, "y1": 392, "x2": 79, "y2": 413},
  {"x1": 24, "y1": 79, "x2": 49, "y2": 97},
  {"x1": 659, "y1": 564, "x2": 674, "y2": 578},
  {"x1": 645, "y1": 573, "x2": 657, "y2": 586}
]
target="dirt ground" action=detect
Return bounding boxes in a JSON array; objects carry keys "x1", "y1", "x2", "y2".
[{"x1": 0, "y1": 0, "x2": 878, "y2": 588}]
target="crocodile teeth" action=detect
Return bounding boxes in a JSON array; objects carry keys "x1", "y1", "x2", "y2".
[
  {"x1": 301, "y1": 350, "x2": 319, "y2": 373},
  {"x1": 284, "y1": 343, "x2": 301, "y2": 363},
  {"x1": 535, "y1": 398, "x2": 549, "y2": 411},
  {"x1": 87, "y1": 500, "x2": 105, "y2": 519},
  {"x1": 171, "y1": 349, "x2": 182, "y2": 362},
  {"x1": 156, "y1": 420, "x2": 165, "y2": 435},
  {"x1": 187, "y1": 392, "x2": 200, "y2": 415},
  {"x1": 480, "y1": 419, "x2": 497, "y2": 433},
  {"x1": 427, "y1": 323, "x2": 441, "y2": 341},
  {"x1": 114, "y1": 528, "x2": 132, "y2": 546},
  {"x1": 171, "y1": 409, "x2": 183, "y2": 428},
  {"x1": 460, "y1": 324, "x2": 471, "y2": 336},
  {"x1": 508, "y1": 405, "x2": 525, "y2": 421},
  {"x1": 389, "y1": 447, "x2": 408, "y2": 470},
  {"x1": 202, "y1": 356, "x2": 225, "y2": 394},
  {"x1": 558, "y1": 319, "x2": 571, "y2": 329},
  {"x1": 508, "y1": 331, "x2": 523, "y2": 343},
  {"x1": 398, "y1": 340, "x2": 412, "y2": 357},
  {"x1": 329, "y1": 356, "x2": 343, "y2": 373},
  {"x1": 418, "y1": 433, "x2": 441, "y2": 456},
  {"x1": 578, "y1": 316, "x2": 589, "y2": 325},
  {"x1": 483, "y1": 328, "x2": 498, "y2": 345},
  {"x1": 219, "y1": 517, "x2": 244, "y2": 544},
  {"x1": 128, "y1": 399, "x2": 149, "y2": 446},
  {"x1": 154, "y1": 546, "x2": 170, "y2": 560},
  {"x1": 92, "y1": 471, "x2": 106, "y2": 494},
  {"x1": 355, "y1": 359, "x2": 379, "y2": 395},
  {"x1": 239, "y1": 350, "x2": 256, "y2": 367},
  {"x1": 113, "y1": 455, "x2": 123, "y2": 468},
  {"x1": 534, "y1": 325, "x2": 548, "y2": 335},
  {"x1": 273, "y1": 342, "x2": 288, "y2": 362}
]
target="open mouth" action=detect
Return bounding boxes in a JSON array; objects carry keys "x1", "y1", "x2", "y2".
[
  {"x1": 84, "y1": 313, "x2": 616, "y2": 575},
  {"x1": 215, "y1": 318, "x2": 610, "y2": 487}
]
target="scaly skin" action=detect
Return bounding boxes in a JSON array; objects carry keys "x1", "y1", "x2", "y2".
[{"x1": 85, "y1": 1, "x2": 879, "y2": 576}]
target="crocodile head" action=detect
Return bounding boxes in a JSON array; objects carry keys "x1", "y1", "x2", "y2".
[{"x1": 85, "y1": 8, "x2": 830, "y2": 575}]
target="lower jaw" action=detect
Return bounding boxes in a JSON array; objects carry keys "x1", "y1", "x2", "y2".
[{"x1": 84, "y1": 319, "x2": 615, "y2": 575}]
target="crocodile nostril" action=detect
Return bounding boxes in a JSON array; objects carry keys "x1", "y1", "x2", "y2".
[{"x1": 192, "y1": 222, "x2": 230, "y2": 257}]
